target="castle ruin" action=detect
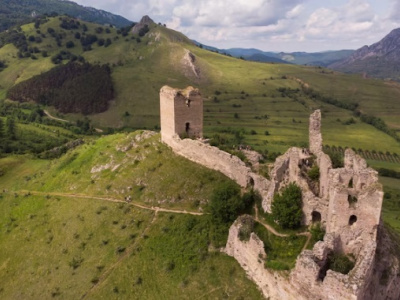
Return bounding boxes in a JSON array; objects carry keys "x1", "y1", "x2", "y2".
[{"x1": 160, "y1": 86, "x2": 400, "y2": 300}]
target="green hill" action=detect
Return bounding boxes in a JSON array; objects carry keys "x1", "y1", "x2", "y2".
[
  {"x1": 0, "y1": 15, "x2": 399, "y2": 167},
  {"x1": 0, "y1": 131, "x2": 265, "y2": 299},
  {"x1": 0, "y1": 0, "x2": 132, "y2": 32}
]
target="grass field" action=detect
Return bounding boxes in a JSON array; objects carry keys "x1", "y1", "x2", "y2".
[{"x1": 0, "y1": 192, "x2": 263, "y2": 299}]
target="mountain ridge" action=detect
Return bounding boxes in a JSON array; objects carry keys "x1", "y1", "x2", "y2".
[{"x1": 330, "y1": 28, "x2": 400, "y2": 80}]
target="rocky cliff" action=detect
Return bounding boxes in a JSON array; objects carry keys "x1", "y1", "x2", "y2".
[{"x1": 330, "y1": 28, "x2": 400, "y2": 79}]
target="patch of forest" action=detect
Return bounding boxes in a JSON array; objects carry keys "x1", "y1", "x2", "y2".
[{"x1": 7, "y1": 62, "x2": 114, "y2": 115}]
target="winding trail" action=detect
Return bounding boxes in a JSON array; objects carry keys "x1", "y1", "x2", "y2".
[
  {"x1": 43, "y1": 110, "x2": 70, "y2": 123},
  {"x1": 254, "y1": 204, "x2": 312, "y2": 251},
  {"x1": 43, "y1": 110, "x2": 104, "y2": 133},
  {"x1": 15, "y1": 190, "x2": 204, "y2": 216}
]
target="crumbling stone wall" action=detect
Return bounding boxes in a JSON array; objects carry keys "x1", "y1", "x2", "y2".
[
  {"x1": 160, "y1": 86, "x2": 270, "y2": 198},
  {"x1": 160, "y1": 85, "x2": 203, "y2": 141}
]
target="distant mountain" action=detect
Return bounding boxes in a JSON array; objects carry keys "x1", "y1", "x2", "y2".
[
  {"x1": 277, "y1": 50, "x2": 354, "y2": 66},
  {"x1": 0, "y1": 0, "x2": 132, "y2": 32},
  {"x1": 192, "y1": 41, "x2": 353, "y2": 66},
  {"x1": 245, "y1": 53, "x2": 289, "y2": 64},
  {"x1": 330, "y1": 28, "x2": 400, "y2": 80}
]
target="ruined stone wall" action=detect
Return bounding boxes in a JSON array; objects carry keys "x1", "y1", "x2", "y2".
[
  {"x1": 160, "y1": 86, "x2": 203, "y2": 142},
  {"x1": 225, "y1": 218, "x2": 305, "y2": 300},
  {"x1": 163, "y1": 135, "x2": 271, "y2": 198},
  {"x1": 261, "y1": 147, "x2": 329, "y2": 225},
  {"x1": 326, "y1": 149, "x2": 383, "y2": 255}
]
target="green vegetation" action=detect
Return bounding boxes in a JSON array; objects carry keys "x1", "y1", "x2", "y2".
[
  {"x1": 0, "y1": 192, "x2": 263, "y2": 299},
  {"x1": 308, "y1": 222, "x2": 325, "y2": 249},
  {"x1": 307, "y1": 165, "x2": 320, "y2": 181},
  {"x1": 0, "y1": 131, "x2": 266, "y2": 298},
  {"x1": 0, "y1": 15, "x2": 399, "y2": 162},
  {"x1": 327, "y1": 253, "x2": 355, "y2": 275},
  {"x1": 8, "y1": 62, "x2": 113, "y2": 114},
  {"x1": 0, "y1": 1, "x2": 131, "y2": 32},
  {"x1": 271, "y1": 183, "x2": 303, "y2": 229},
  {"x1": 253, "y1": 222, "x2": 306, "y2": 270}
]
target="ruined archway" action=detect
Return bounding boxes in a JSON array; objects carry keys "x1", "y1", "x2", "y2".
[{"x1": 312, "y1": 211, "x2": 322, "y2": 223}]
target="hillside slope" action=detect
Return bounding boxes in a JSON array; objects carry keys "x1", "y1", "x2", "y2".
[
  {"x1": 0, "y1": 15, "x2": 400, "y2": 160},
  {"x1": 0, "y1": 130, "x2": 265, "y2": 299},
  {"x1": 331, "y1": 28, "x2": 400, "y2": 80},
  {"x1": 0, "y1": 0, "x2": 132, "y2": 32}
]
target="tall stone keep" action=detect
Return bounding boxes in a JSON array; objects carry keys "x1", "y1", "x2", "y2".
[{"x1": 160, "y1": 86, "x2": 203, "y2": 142}]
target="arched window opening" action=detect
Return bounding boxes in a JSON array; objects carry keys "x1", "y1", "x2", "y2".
[
  {"x1": 349, "y1": 215, "x2": 357, "y2": 226},
  {"x1": 249, "y1": 177, "x2": 255, "y2": 187},
  {"x1": 348, "y1": 195, "x2": 357, "y2": 207},
  {"x1": 312, "y1": 211, "x2": 322, "y2": 223},
  {"x1": 185, "y1": 122, "x2": 190, "y2": 134}
]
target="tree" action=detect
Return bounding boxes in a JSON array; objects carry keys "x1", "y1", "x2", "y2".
[
  {"x1": 209, "y1": 181, "x2": 243, "y2": 224},
  {"x1": 0, "y1": 118, "x2": 4, "y2": 138},
  {"x1": 6, "y1": 117, "x2": 16, "y2": 140},
  {"x1": 66, "y1": 41, "x2": 75, "y2": 48},
  {"x1": 271, "y1": 183, "x2": 303, "y2": 229}
]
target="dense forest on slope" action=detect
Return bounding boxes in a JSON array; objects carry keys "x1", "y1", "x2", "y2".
[
  {"x1": 7, "y1": 62, "x2": 114, "y2": 114},
  {"x1": 0, "y1": 0, "x2": 132, "y2": 32}
]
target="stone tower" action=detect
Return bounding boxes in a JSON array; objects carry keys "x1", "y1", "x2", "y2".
[{"x1": 160, "y1": 86, "x2": 203, "y2": 142}]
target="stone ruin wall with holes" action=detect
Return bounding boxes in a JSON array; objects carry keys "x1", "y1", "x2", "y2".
[
  {"x1": 233, "y1": 109, "x2": 400, "y2": 300},
  {"x1": 159, "y1": 87, "x2": 400, "y2": 299}
]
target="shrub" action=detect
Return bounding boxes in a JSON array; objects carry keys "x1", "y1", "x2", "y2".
[
  {"x1": 307, "y1": 165, "x2": 320, "y2": 181},
  {"x1": 310, "y1": 222, "x2": 325, "y2": 242},
  {"x1": 328, "y1": 253, "x2": 354, "y2": 274},
  {"x1": 271, "y1": 183, "x2": 303, "y2": 229},
  {"x1": 238, "y1": 215, "x2": 254, "y2": 241},
  {"x1": 209, "y1": 181, "x2": 243, "y2": 224}
]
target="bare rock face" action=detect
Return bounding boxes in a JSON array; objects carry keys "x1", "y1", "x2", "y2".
[
  {"x1": 132, "y1": 15, "x2": 154, "y2": 35},
  {"x1": 182, "y1": 49, "x2": 200, "y2": 79}
]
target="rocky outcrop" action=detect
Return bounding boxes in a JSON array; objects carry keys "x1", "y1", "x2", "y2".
[
  {"x1": 132, "y1": 15, "x2": 154, "y2": 35},
  {"x1": 330, "y1": 28, "x2": 400, "y2": 79}
]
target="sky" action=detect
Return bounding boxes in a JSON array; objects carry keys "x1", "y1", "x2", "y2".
[{"x1": 71, "y1": 0, "x2": 400, "y2": 52}]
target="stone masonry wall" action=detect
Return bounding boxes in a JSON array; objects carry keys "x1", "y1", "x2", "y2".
[
  {"x1": 160, "y1": 85, "x2": 203, "y2": 141},
  {"x1": 163, "y1": 135, "x2": 271, "y2": 198}
]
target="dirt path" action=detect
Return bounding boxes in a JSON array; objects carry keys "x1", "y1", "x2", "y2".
[
  {"x1": 15, "y1": 190, "x2": 204, "y2": 216},
  {"x1": 43, "y1": 110, "x2": 70, "y2": 123},
  {"x1": 43, "y1": 110, "x2": 104, "y2": 132},
  {"x1": 254, "y1": 204, "x2": 312, "y2": 249}
]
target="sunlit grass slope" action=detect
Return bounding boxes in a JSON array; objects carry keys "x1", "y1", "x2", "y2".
[{"x1": 0, "y1": 131, "x2": 263, "y2": 299}]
